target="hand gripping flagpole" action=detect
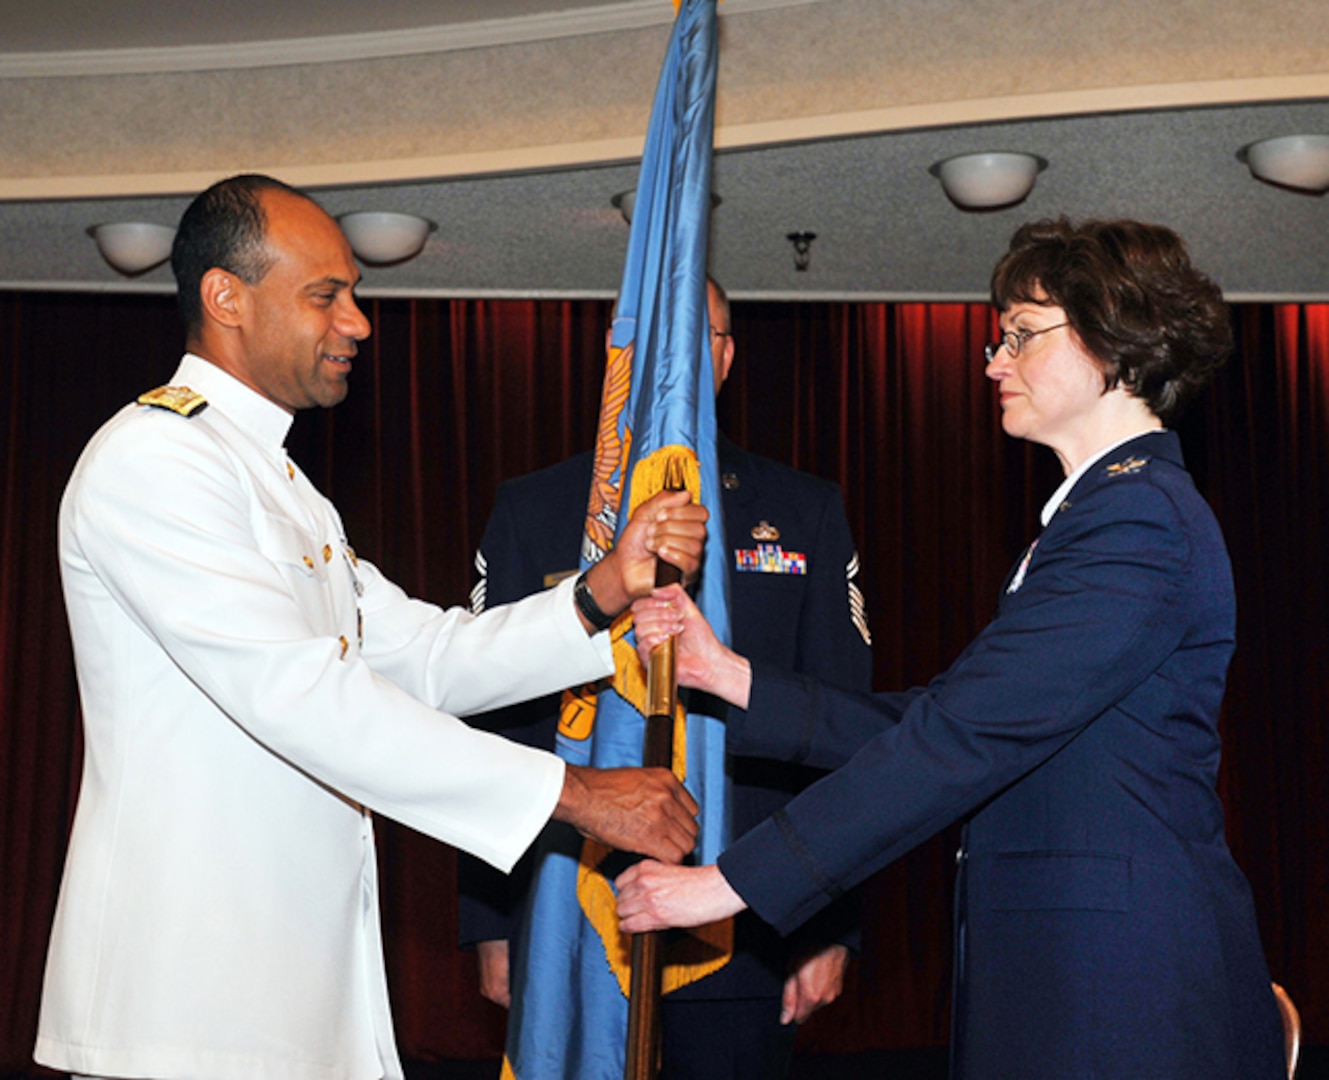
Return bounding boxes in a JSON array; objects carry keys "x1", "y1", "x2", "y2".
[{"x1": 624, "y1": 467, "x2": 688, "y2": 1080}]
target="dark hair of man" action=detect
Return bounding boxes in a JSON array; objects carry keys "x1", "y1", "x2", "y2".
[
  {"x1": 990, "y1": 218, "x2": 1232, "y2": 424},
  {"x1": 171, "y1": 174, "x2": 309, "y2": 337}
]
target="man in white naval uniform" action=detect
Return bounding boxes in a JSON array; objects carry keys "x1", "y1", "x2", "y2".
[{"x1": 35, "y1": 174, "x2": 705, "y2": 1080}]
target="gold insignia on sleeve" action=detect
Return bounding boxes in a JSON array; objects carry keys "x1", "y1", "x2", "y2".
[
  {"x1": 751, "y1": 520, "x2": 780, "y2": 541},
  {"x1": 137, "y1": 385, "x2": 207, "y2": 417}
]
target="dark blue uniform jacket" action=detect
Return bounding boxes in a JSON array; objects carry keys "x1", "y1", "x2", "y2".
[{"x1": 717, "y1": 431, "x2": 1284, "y2": 1077}]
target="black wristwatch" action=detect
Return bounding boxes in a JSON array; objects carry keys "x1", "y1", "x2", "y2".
[{"x1": 573, "y1": 571, "x2": 615, "y2": 632}]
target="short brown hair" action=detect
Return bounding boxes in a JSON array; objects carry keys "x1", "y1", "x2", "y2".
[{"x1": 990, "y1": 218, "x2": 1232, "y2": 423}]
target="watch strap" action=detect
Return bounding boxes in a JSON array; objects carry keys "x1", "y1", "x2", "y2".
[{"x1": 573, "y1": 571, "x2": 615, "y2": 632}]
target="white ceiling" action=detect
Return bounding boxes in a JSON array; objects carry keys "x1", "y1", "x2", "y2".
[
  {"x1": 2, "y1": 0, "x2": 631, "y2": 52},
  {"x1": 2, "y1": 1, "x2": 1326, "y2": 300}
]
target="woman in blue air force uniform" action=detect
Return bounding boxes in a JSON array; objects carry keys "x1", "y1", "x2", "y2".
[{"x1": 618, "y1": 219, "x2": 1286, "y2": 1080}]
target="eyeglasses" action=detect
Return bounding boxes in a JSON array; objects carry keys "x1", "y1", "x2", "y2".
[
  {"x1": 709, "y1": 326, "x2": 732, "y2": 342},
  {"x1": 984, "y1": 322, "x2": 1069, "y2": 364}
]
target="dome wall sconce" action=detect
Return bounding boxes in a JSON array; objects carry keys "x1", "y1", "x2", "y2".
[
  {"x1": 89, "y1": 222, "x2": 177, "y2": 276},
  {"x1": 786, "y1": 231, "x2": 816, "y2": 272},
  {"x1": 1238, "y1": 135, "x2": 1329, "y2": 193},
  {"x1": 610, "y1": 190, "x2": 636, "y2": 223},
  {"x1": 337, "y1": 211, "x2": 435, "y2": 265},
  {"x1": 610, "y1": 189, "x2": 722, "y2": 224},
  {"x1": 930, "y1": 152, "x2": 1047, "y2": 210}
]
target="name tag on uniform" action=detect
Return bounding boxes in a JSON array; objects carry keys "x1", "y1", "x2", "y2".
[{"x1": 734, "y1": 543, "x2": 807, "y2": 575}]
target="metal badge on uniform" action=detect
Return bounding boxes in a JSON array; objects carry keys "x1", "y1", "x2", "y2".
[
  {"x1": 137, "y1": 384, "x2": 207, "y2": 417},
  {"x1": 735, "y1": 542, "x2": 807, "y2": 575},
  {"x1": 1105, "y1": 455, "x2": 1149, "y2": 477},
  {"x1": 736, "y1": 520, "x2": 805, "y2": 573},
  {"x1": 721, "y1": 472, "x2": 740, "y2": 491}
]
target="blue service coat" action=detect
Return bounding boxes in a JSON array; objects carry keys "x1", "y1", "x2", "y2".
[
  {"x1": 717, "y1": 431, "x2": 1284, "y2": 1079},
  {"x1": 459, "y1": 434, "x2": 873, "y2": 1000}
]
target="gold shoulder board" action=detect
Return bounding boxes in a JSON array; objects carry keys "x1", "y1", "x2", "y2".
[{"x1": 137, "y1": 385, "x2": 208, "y2": 417}]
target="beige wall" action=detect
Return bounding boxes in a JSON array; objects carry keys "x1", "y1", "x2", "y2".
[{"x1": 2, "y1": 0, "x2": 1326, "y2": 199}]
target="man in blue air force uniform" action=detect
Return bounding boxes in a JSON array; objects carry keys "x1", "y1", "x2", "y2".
[{"x1": 459, "y1": 279, "x2": 873, "y2": 1079}]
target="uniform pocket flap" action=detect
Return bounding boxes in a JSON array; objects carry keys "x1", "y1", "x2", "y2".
[{"x1": 255, "y1": 513, "x2": 326, "y2": 580}]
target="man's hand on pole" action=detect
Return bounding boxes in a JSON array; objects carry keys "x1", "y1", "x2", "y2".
[
  {"x1": 554, "y1": 764, "x2": 699, "y2": 863},
  {"x1": 577, "y1": 490, "x2": 707, "y2": 633}
]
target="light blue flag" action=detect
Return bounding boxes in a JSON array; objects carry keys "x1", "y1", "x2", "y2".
[{"x1": 502, "y1": 2, "x2": 729, "y2": 1077}]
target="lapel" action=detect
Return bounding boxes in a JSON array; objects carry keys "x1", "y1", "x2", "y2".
[
  {"x1": 1057, "y1": 429, "x2": 1181, "y2": 520},
  {"x1": 1001, "y1": 430, "x2": 1181, "y2": 597}
]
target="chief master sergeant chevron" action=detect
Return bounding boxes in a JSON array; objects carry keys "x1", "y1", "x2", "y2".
[{"x1": 34, "y1": 173, "x2": 706, "y2": 1080}]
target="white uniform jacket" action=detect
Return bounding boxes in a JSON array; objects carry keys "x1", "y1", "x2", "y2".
[{"x1": 36, "y1": 354, "x2": 613, "y2": 1080}]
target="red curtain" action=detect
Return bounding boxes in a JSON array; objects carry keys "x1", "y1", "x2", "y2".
[{"x1": 1, "y1": 293, "x2": 1325, "y2": 1071}]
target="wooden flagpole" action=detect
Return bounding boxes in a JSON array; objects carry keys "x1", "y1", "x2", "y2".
[
  {"x1": 625, "y1": 467, "x2": 688, "y2": 1080},
  {"x1": 624, "y1": 553, "x2": 682, "y2": 1080}
]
